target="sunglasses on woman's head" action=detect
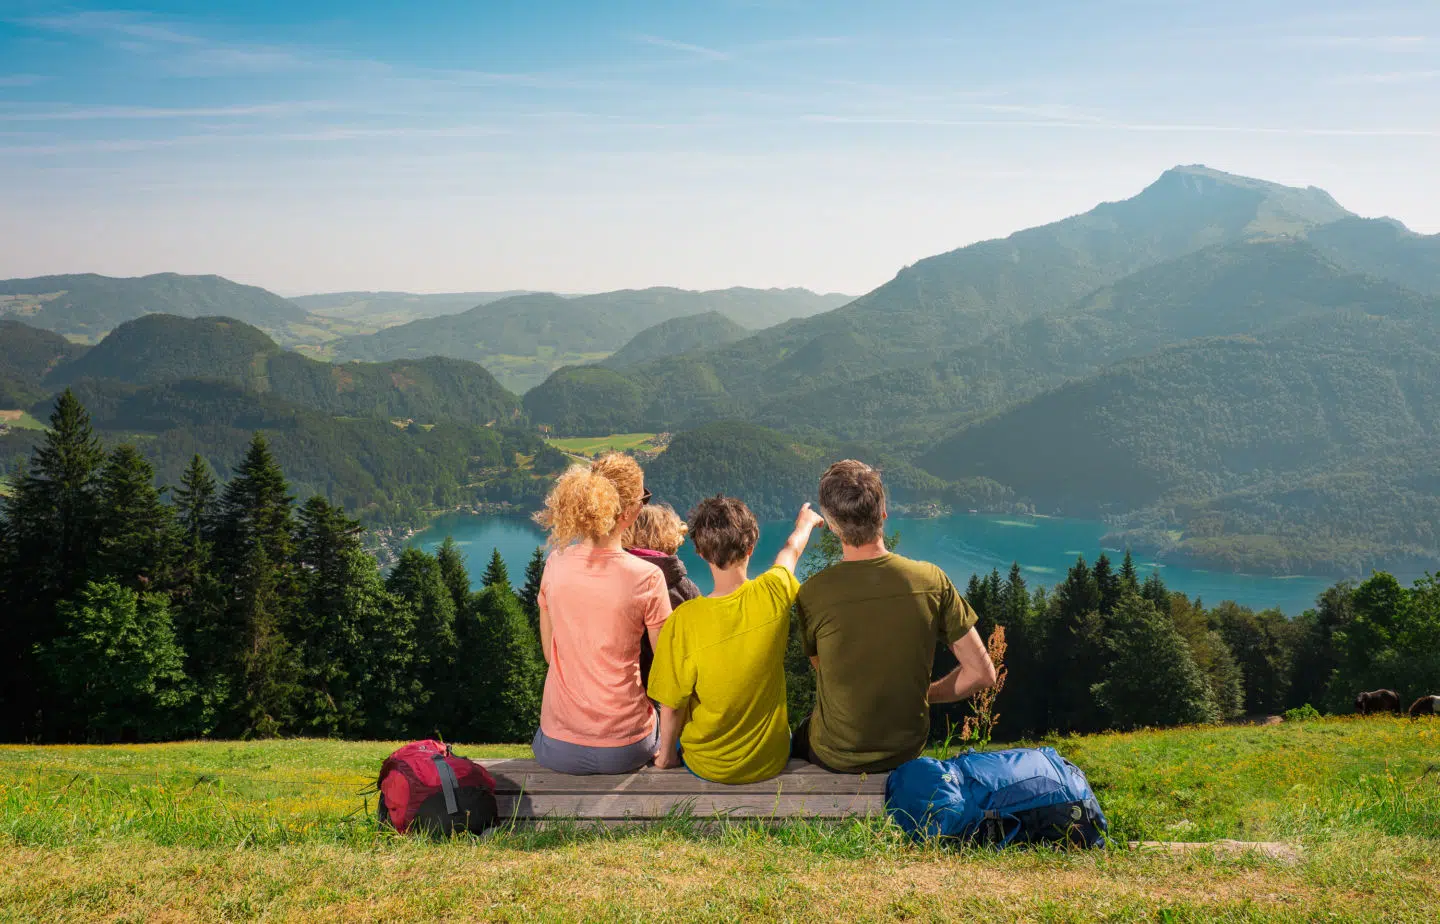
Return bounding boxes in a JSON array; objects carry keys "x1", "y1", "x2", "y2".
[{"x1": 641, "y1": 488, "x2": 652, "y2": 505}]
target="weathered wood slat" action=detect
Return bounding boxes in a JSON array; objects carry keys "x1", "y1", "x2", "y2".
[
  {"x1": 496, "y1": 793, "x2": 885, "y2": 820},
  {"x1": 481, "y1": 758, "x2": 888, "y2": 820},
  {"x1": 483, "y1": 759, "x2": 885, "y2": 796}
]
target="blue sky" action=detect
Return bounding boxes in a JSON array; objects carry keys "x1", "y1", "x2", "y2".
[{"x1": 1, "y1": 1, "x2": 1438, "y2": 295}]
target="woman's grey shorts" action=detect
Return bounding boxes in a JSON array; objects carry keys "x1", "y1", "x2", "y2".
[{"x1": 531, "y1": 721, "x2": 659, "y2": 775}]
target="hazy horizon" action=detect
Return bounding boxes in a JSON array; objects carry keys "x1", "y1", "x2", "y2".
[{"x1": 2, "y1": 1, "x2": 1438, "y2": 296}]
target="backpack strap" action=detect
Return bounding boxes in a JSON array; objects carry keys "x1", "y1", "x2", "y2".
[{"x1": 431, "y1": 754, "x2": 460, "y2": 816}]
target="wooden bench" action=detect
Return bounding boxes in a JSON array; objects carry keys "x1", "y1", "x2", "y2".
[
  {"x1": 481, "y1": 759, "x2": 1302, "y2": 859},
  {"x1": 483, "y1": 759, "x2": 886, "y2": 824}
]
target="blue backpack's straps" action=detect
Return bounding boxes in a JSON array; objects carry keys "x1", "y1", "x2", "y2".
[{"x1": 431, "y1": 754, "x2": 460, "y2": 816}]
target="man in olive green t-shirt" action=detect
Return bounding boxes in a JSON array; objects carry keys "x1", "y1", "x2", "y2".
[{"x1": 793, "y1": 460, "x2": 998, "y2": 773}]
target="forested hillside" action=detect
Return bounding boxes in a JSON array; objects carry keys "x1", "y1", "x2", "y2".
[
  {"x1": 922, "y1": 308, "x2": 1440, "y2": 574},
  {"x1": 47, "y1": 314, "x2": 520, "y2": 427},
  {"x1": 0, "y1": 393, "x2": 545, "y2": 744},
  {"x1": 0, "y1": 273, "x2": 304, "y2": 339},
  {"x1": 0, "y1": 320, "x2": 87, "y2": 406},
  {"x1": 524, "y1": 166, "x2": 1357, "y2": 435},
  {"x1": 334, "y1": 287, "x2": 849, "y2": 391},
  {"x1": 644, "y1": 420, "x2": 1013, "y2": 520},
  {"x1": 600, "y1": 312, "x2": 750, "y2": 368},
  {"x1": 0, "y1": 318, "x2": 540, "y2": 528}
]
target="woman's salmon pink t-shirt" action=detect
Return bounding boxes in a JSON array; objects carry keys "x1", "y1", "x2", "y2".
[{"x1": 538, "y1": 546, "x2": 672, "y2": 747}]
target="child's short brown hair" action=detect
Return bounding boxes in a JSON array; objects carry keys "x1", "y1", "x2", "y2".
[
  {"x1": 623, "y1": 503, "x2": 688, "y2": 555},
  {"x1": 687, "y1": 495, "x2": 759, "y2": 569}
]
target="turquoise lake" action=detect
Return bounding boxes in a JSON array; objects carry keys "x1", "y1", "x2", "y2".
[{"x1": 409, "y1": 512, "x2": 1339, "y2": 616}]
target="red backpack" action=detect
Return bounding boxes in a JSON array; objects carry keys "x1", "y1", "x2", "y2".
[{"x1": 377, "y1": 740, "x2": 499, "y2": 836}]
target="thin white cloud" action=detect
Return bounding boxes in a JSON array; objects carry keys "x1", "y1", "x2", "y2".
[
  {"x1": 1285, "y1": 34, "x2": 1429, "y2": 50},
  {"x1": 0, "y1": 74, "x2": 47, "y2": 87},
  {"x1": 632, "y1": 34, "x2": 731, "y2": 61},
  {"x1": 1329, "y1": 70, "x2": 1440, "y2": 85},
  {"x1": 0, "y1": 101, "x2": 337, "y2": 121},
  {"x1": 0, "y1": 123, "x2": 509, "y2": 155},
  {"x1": 19, "y1": 11, "x2": 204, "y2": 45},
  {"x1": 801, "y1": 114, "x2": 1440, "y2": 138}
]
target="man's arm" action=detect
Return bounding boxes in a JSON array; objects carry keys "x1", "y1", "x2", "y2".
[
  {"x1": 653, "y1": 703, "x2": 688, "y2": 769},
  {"x1": 927, "y1": 627, "x2": 999, "y2": 704},
  {"x1": 773, "y1": 503, "x2": 825, "y2": 573}
]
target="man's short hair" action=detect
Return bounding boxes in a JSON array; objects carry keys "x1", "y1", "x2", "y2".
[
  {"x1": 688, "y1": 495, "x2": 759, "y2": 569},
  {"x1": 818, "y1": 459, "x2": 885, "y2": 546}
]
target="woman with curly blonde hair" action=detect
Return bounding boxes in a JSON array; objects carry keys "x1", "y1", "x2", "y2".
[{"x1": 531, "y1": 453, "x2": 671, "y2": 774}]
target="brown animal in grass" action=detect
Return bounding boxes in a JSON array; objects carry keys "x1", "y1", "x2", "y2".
[
  {"x1": 1354, "y1": 689, "x2": 1402, "y2": 715},
  {"x1": 1408, "y1": 695, "x2": 1440, "y2": 717}
]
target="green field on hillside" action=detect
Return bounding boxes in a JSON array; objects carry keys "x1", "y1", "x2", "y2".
[
  {"x1": 547, "y1": 432, "x2": 664, "y2": 458},
  {"x1": 0, "y1": 409, "x2": 45, "y2": 430},
  {"x1": 2, "y1": 718, "x2": 1438, "y2": 920}
]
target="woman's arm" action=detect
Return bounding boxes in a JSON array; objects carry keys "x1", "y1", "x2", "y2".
[{"x1": 539, "y1": 598, "x2": 552, "y2": 665}]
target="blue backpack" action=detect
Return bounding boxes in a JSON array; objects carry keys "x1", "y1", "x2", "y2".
[{"x1": 884, "y1": 746, "x2": 1108, "y2": 848}]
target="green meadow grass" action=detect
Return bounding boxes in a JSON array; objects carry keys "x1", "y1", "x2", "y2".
[
  {"x1": 2, "y1": 719, "x2": 1438, "y2": 921},
  {"x1": 547, "y1": 432, "x2": 663, "y2": 458}
]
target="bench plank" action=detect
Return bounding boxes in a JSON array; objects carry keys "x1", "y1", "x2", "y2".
[{"x1": 483, "y1": 759, "x2": 888, "y2": 820}]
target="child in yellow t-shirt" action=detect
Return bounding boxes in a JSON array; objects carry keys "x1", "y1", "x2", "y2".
[{"x1": 647, "y1": 496, "x2": 824, "y2": 784}]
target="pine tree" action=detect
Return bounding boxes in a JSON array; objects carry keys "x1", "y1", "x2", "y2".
[
  {"x1": 1093, "y1": 553, "x2": 1121, "y2": 616},
  {"x1": 436, "y1": 537, "x2": 471, "y2": 614},
  {"x1": 212, "y1": 434, "x2": 299, "y2": 737},
  {"x1": 292, "y1": 497, "x2": 370, "y2": 736},
  {"x1": 40, "y1": 580, "x2": 192, "y2": 742},
  {"x1": 0, "y1": 389, "x2": 106, "y2": 739},
  {"x1": 95, "y1": 444, "x2": 175, "y2": 592},
  {"x1": 386, "y1": 547, "x2": 459, "y2": 736},
  {"x1": 1141, "y1": 570, "x2": 1170, "y2": 611},
  {"x1": 482, "y1": 548, "x2": 511, "y2": 592},
  {"x1": 468, "y1": 585, "x2": 544, "y2": 742},
  {"x1": 1092, "y1": 593, "x2": 1219, "y2": 730},
  {"x1": 1048, "y1": 556, "x2": 1108, "y2": 733},
  {"x1": 173, "y1": 455, "x2": 217, "y2": 550},
  {"x1": 169, "y1": 455, "x2": 226, "y2": 734},
  {"x1": 1001, "y1": 563, "x2": 1029, "y2": 629},
  {"x1": 518, "y1": 546, "x2": 546, "y2": 634},
  {"x1": 1119, "y1": 550, "x2": 1140, "y2": 595}
]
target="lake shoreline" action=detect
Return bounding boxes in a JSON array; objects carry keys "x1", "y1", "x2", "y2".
[{"x1": 407, "y1": 511, "x2": 1343, "y2": 617}]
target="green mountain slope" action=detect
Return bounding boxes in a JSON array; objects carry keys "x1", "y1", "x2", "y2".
[
  {"x1": 2, "y1": 378, "x2": 543, "y2": 527},
  {"x1": 0, "y1": 321, "x2": 89, "y2": 405},
  {"x1": 333, "y1": 287, "x2": 850, "y2": 391},
  {"x1": 290, "y1": 290, "x2": 537, "y2": 324},
  {"x1": 1305, "y1": 217, "x2": 1440, "y2": 297},
  {"x1": 600, "y1": 312, "x2": 750, "y2": 369},
  {"x1": 48, "y1": 314, "x2": 519, "y2": 427},
  {"x1": 919, "y1": 304, "x2": 1440, "y2": 573},
  {"x1": 0, "y1": 273, "x2": 304, "y2": 340},
  {"x1": 527, "y1": 166, "x2": 1355, "y2": 434},
  {"x1": 760, "y1": 240, "x2": 1429, "y2": 444},
  {"x1": 642, "y1": 420, "x2": 1012, "y2": 521}
]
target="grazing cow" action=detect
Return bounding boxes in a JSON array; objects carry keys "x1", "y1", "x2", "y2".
[
  {"x1": 1354, "y1": 689, "x2": 1402, "y2": 715},
  {"x1": 1408, "y1": 695, "x2": 1440, "y2": 718}
]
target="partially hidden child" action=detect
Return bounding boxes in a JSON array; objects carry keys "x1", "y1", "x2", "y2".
[{"x1": 646, "y1": 496, "x2": 824, "y2": 784}]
